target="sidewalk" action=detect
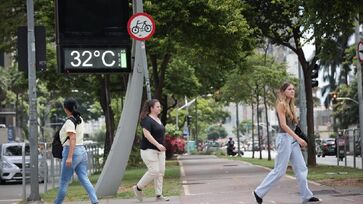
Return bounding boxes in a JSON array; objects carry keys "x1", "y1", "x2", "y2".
[{"x1": 62, "y1": 155, "x2": 363, "y2": 204}]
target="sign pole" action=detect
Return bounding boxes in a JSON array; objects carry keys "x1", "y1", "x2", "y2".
[
  {"x1": 354, "y1": 16, "x2": 363, "y2": 170},
  {"x1": 26, "y1": 0, "x2": 40, "y2": 201}
]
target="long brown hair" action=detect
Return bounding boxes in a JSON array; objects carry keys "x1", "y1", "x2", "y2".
[
  {"x1": 276, "y1": 82, "x2": 298, "y2": 124},
  {"x1": 140, "y1": 99, "x2": 160, "y2": 121}
]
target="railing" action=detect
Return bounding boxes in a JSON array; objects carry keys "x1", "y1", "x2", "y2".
[
  {"x1": 336, "y1": 128, "x2": 361, "y2": 169},
  {"x1": 21, "y1": 142, "x2": 103, "y2": 198}
]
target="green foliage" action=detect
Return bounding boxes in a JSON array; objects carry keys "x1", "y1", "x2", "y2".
[
  {"x1": 332, "y1": 80, "x2": 359, "y2": 129},
  {"x1": 165, "y1": 123, "x2": 182, "y2": 137},
  {"x1": 238, "y1": 119, "x2": 253, "y2": 135},
  {"x1": 206, "y1": 124, "x2": 227, "y2": 140},
  {"x1": 221, "y1": 53, "x2": 293, "y2": 106},
  {"x1": 164, "y1": 57, "x2": 201, "y2": 98}
]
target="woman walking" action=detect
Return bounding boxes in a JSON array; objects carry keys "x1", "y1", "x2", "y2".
[
  {"x1": 133, "y1": 99, "x2": 169, "y2": 202},
  {"x1": 54, "y1": 98, "x2": 98, "y2": 204},
  {"x1": 253, "y1": 82, "x2": 321, "y2": 203}
]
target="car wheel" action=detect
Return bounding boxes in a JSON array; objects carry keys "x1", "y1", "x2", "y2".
[{"x1": 0, "y1": 177, "x2": 5, "y2": 185}]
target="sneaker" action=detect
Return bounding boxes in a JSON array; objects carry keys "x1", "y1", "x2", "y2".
[
  {"x1": 306, "y1": 197, "x2": 321, "y2": 202},
  {"x1": 253, "y1": 191, "x2": 263, "y2": 204},
  {"x1": 132, "y1": 185, "x2": 143, "y2": 202},
  {"x1": 156, "y1": 195, "x2": 170, "y2": 201}
]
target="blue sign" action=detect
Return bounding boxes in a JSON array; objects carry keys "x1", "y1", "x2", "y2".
[{"x1": 8, "y1": 127, "x2": 15, "y2": 142}]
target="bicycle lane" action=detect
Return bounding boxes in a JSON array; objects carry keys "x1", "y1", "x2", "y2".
[{"x1": 178, "y1": 155, "x2": 363, "y2": 204}]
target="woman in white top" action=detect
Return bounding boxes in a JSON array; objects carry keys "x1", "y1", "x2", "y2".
[{"x1": 54, "y1": 98, "x2": 98, "y2": 204}]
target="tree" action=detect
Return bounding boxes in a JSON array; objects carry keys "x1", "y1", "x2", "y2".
[
  {"x1": 241, "y1": 0, "x2": 362, "y2": 166},
  {"x1": 145, "y1": 0, "x2": 254, "y2": 123},
  {"x1": 221, "y1": 53, "x2": 291, "y2": 160},
  {"x1": 206, "y1": 124, "x2": 227, "y2": 141},
  {"x1": 333, "y1": 80, "x2": 359, "y2": 129}
]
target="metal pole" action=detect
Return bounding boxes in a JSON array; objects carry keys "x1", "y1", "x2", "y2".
[
  {"x1": 141, "y1": 41, "x2": 151, "y2": 100},
  {"x1": 176, "y1": 109, "x2": 179, "y2": 129},
  {"x1": 26, "y1": 0, "x2": 40, "y2": 201},
  {"x1": 236, "y1": 102, "x2": 241, "y2": 156},
  {"x1": 195, "y1": 98, "x2": 198, "y2": 150},
  {"x1": 354, "y1": 16, "x2": 363, "y2": 171},
  {"x1": 186, "y1": 98, "x2": 190, "y2": 155},
  {"x1": 22, "y1": 143, "x2": 26, "y2": 201},
  {"x1": 44, "y1": 143, "x2": 48, "y2": 192},
  {"x1": 353, "y1": 129, "x2": 356, "y2": 168},
  {"x1": 344, "y1": 132, "x2": 347, "y2": 167}
]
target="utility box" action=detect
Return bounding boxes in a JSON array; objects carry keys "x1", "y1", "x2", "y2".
[{"x1": 0, "y1": 128, "x2": 8, "y2": 144}]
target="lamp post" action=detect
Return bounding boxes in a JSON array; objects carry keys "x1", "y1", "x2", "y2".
[{"x1": 235, "y1": 102, "x2": 242, "y2": 157}]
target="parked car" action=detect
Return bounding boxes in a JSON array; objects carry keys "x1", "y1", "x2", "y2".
[
  {"x1": 315, "y1": 139, "x2": 322, "y2": 157},
  {"x1": 321, "y1": 138, "x2": 336, "y2": 157},
  {"x1": 203, "y1": 141, "x2": 220, "y2": 153},
  {"x1": 0, "y1": 143, "x2": 46, "y2": 184}
]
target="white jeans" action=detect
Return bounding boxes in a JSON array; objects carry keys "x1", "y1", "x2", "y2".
[
  {"x1": 255, "y1": 133, "x2": 313, "y2": 202},
  {"x1": 137, "y1": 149, "x2": 166, "y2": 195}
]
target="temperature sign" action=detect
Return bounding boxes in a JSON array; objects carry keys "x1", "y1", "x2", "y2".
[{"x1": 60, "y1": 47, "x2": 131, "y2": 73}]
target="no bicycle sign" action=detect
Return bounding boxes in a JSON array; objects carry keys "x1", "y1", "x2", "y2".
[{"x1": 127, "y1": 13, "x2": 155, "y2": 41}]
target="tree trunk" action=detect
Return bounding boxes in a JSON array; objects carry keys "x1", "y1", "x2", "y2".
[
  {"x1": 293, "y1": 28, "x2": 317, "y2": 167},
  {"x1": 99, "y1": 75, "x2": 116, "y2": 162},
  {"x1": 263, "y1": 86, "x2": 271, "y2": 160},
  {"x1": 153, "y1": 54, "x2": 171, "y2": 100},
  {"x1": 151, "y1": 54, "x2": 171, "y2": 124},
  {"x1": 303, "y1": 63, "x2": 317, "y2": 167}
]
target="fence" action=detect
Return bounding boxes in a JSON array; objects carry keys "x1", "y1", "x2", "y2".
[
  {"x1": 20, "y1": 142, "x2": 103, "y2": 201},
  {"x1": 336, "y1": 128, "x2": 362, "y2": 169}
]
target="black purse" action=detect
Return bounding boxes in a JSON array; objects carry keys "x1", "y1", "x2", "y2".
[{"x1": 294, "y1": 125, "x2": 308, "y2": 144}]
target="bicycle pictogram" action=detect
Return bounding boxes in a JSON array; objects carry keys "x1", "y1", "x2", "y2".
[
  {"x1": 131, "y1": 20, "x2": 152, "y2": 34},
  {"x1": 128, "y1": 12, "x2": 155, "y2": 41}
]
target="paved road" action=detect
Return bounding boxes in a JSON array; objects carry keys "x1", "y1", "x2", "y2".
[
  {"x1": 0, "y1": 181, "x2": 57, "y2": 204},
  {"x1": 179, "y1": 155, "x2": 363, "y2": 204},
  {"x1": 243, "y1": 150, "x2": 362, "y2": 169}
]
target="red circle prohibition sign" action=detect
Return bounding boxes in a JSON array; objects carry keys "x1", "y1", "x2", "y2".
[{"x1": 127, "y1": 12, "x2": 156, "y2": 41}]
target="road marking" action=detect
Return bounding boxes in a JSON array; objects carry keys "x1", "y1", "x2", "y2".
[
  {"x1": 177, "y1": 156, "x2": 190, "y2": 196},
  {"x1": 0, "y1": 199, "x2": 21, "y2": 202},
  {"x1": 341, "y1": 197, "x2": 355, "y2": 202}
]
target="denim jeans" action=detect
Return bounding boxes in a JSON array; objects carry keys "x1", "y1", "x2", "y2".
[
  {"x1": 54, "y1": 145, "x2": 98, "y2": 204},
  {"x1": 255, "y1": 133, "x2": 313, "y2": 202},
  {"x1": 137, "y1": 149, "x2": 166, "y2": 195}
]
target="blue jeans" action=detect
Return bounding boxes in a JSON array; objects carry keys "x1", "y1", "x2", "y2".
[
  {"x1": 54, "y1": 145, "x2": 98, "y2": 204},
  {"x1": 255, "y1": 133, "x2": 313, "y2": 202}
]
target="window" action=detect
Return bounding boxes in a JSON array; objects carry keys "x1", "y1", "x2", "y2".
[{"x1": 4, "y1": 145, "x2": 30, "y2": 156}]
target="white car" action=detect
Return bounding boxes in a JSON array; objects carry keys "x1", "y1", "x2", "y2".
[{"x1": 0, "y1": 143, "x2": 46, "y2": 184}]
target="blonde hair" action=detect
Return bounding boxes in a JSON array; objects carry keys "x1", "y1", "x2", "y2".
[{"x1": 276, "y1": 82, "x2": 298, "y2": 124}]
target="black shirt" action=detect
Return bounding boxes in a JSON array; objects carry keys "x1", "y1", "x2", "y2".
[{"x1": 140, "y1": 115, "x2": 165, "y2": 151}]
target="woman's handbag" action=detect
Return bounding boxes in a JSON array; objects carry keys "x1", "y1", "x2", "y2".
[{"x1": 294, "y1": 125, "x2": 308, "y2": 144}]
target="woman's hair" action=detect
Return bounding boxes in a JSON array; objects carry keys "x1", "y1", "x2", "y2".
[
  {"x1": 63, "y1": 98, "x2": 82, "y2": 124},
  {"x1": 276, "y1": 82, "x2": 298, "y2": 124},
  {"x1": 140, "y1": 99, "x2": 160, "y2": 121}
]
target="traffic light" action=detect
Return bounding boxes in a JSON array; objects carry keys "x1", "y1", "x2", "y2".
[
  {"x1": 311, "y1": 64, "x2": 319, "y2": 88},
  {"x1": 186, "y1": 115, "x2": 192, "y2": 126}
]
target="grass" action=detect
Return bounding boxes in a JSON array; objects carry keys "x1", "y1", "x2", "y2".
[
  {"x1": 41, "y1": 160, "x2": 181, "y2": 202},
  {"x1": 221, "y1": 156, "x2": 363, "y2": 182}
]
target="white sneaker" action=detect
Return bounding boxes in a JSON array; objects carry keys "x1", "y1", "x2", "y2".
[
  {"x1": 132, "y1": 185, "x2": 143, "y2": 202},
  {"x1": 156, "y1": 195, "x2": 170, "y2": 201}
]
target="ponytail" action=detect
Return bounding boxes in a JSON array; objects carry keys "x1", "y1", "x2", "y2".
[{"x1": 63, "y1": 98, "x2": 82, "y2": 124}]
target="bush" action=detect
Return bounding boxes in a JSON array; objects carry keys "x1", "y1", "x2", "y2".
[{"x1": 165, "y1": 134, "x2": 185, "y2": 160}]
